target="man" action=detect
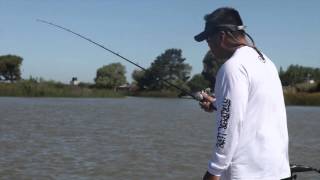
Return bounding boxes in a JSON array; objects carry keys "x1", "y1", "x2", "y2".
[{"x1": 195, "y1": 7, "x2": 291, "y2": 180}]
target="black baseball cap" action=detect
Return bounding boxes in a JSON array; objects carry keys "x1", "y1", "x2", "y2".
[{"x1": 194, "y1": 7, "x2": 246, "y2": 42}]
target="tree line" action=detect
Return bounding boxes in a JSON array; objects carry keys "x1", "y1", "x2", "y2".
[
  {"x1": 94, "y1": 48, "x2": 204, "y2": 93},
  {"x1": 1, "y1": 50, "x2": 319, "y2": 94},
  {"x1": 279, "y1": 65, "x2": 320, "y2": 86}
]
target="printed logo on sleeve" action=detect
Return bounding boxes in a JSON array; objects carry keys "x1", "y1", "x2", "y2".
[{"x1": 216, "y1": 98, "x2": 231, "y2": 149}]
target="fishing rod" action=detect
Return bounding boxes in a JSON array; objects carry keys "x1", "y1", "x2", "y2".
[{"x1": 36, "y1": 19, "x2": 199, "y2": 100}]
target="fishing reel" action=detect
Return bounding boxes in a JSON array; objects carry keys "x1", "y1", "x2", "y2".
[
  {"x1": 195, "y1": 88, "x2": 217, "y2": 111},
  {"x1": 195, "y1": 88, "x2": 214, "y2": 101}
]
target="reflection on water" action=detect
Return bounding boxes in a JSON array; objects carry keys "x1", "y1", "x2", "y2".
[{"x1": 0, "y1": 97, "x2": 319, "y2": 180}]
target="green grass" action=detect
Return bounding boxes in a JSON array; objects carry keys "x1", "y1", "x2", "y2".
[{"x1": 0, "y1": 81, "x2": 125, "y2": 98}]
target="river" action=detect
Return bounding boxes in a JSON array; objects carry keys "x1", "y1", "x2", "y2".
[{"x1": 0, "y1": 97, "x2": 319, "y2": 180}]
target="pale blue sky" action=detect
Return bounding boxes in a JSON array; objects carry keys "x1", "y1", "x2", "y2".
[{"x1": 0, "y1": 0, "x2": 319, "y2": 83}]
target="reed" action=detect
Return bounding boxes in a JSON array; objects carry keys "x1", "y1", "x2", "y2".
[
  {"x1": 0, "y1": 81, "x2": 124, "y2": 98},
  {"x1": 284, "y1": 92, "x2": 320, "y2": 106}
]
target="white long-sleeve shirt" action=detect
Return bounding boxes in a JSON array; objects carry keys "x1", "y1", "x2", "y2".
[{"x1": 208, "y1": 46, "x2": 290, "y2": 180}]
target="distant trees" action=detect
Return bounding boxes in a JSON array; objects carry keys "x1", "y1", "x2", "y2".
[
  {"x1": 132, "y1": 48, "x2": 191, "y2": 91},
  {"x1": 2, "y1": 50, "x2": 318, "y2": 95},
  {"x1": 94, "y1": 63, "x2": 127, "y2": 89},
  {"x1": 0, "y1": 55, "x2": 23, "y2": 82},
  {"x1": 279, "y1": 65, "x2": 320, "y2": 86}
]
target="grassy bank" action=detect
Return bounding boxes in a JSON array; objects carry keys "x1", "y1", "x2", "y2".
[
  {"x1": 284, "y1": 92, "x2": 320, "y2": 106},
  {"x1": 0, "y1": 81, "x2": 125, "y2": 98},
  {"x1": 1, "y1": 81, "x2": 320, "y2": 106}
]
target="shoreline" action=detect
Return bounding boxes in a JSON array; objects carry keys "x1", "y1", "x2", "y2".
[
  {"x1": 0, "y1": 93, "x2": 319, "y2": 106},
  {"x1": 0, "y1": 82, "x2": 319, "y2": 106}
]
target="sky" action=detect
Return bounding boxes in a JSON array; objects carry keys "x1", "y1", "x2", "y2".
[{"x1": 0, "y1": 0, "x2": 319, "y2": 83}]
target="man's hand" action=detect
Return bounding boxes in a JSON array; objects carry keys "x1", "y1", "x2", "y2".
[
  {"x1": 203, "y1": 171, "x2": 220, "y2": 180},
  {"x1": 199, "y1": 92, "x2": 216, "y2": 112}
]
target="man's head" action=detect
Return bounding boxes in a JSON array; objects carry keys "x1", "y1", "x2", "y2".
[{"x1": 195, "y1": 7, "x2": 247, "y2": 59}]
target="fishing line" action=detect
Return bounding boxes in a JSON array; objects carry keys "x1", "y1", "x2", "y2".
[{"x1": 37, "y1": 19, "x2": 199, "y2": 100}]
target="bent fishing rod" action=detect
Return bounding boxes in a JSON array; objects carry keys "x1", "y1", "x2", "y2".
[{"x1": 37, "y1": 19, "x2": 199, "y2": 100}]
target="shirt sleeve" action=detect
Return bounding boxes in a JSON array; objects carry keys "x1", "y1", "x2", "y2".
[{"x1": 208, "y1": 64, "x2": 249, "y2": 176}]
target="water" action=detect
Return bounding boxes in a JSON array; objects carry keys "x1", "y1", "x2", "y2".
[{"x1": 0, "y1": 97, "x2": 319, "y2": 180}]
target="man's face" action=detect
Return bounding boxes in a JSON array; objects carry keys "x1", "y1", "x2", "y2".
[{"x1": 206, "y1": 33, "x2": 224, "y2": 59}]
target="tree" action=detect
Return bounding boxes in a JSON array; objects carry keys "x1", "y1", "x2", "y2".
[
  {"x1": 132, "y1": 69, "x2": 147, "y2": 89},
  {"x1": 201, "y1": 51, "x2": 224, "y2": 89},
  {"x1": 148, "y1": 48, "x2": 191, "y2": 90},
  {"x1": 94, "y1": 63, "x2": 126, "y2": 89},
  {"x1": 133, "y1": 48, "x2": 192, "y2": 91},
  {"x1": 0, "y1": 55, "x2": 23, "y2": 82},
  {"x1": 187, "y1": 74, "x2": 211, "y2": 92}
]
